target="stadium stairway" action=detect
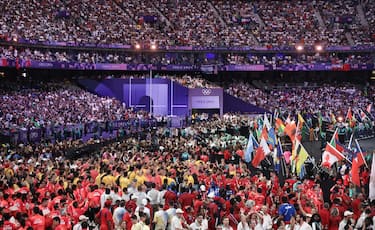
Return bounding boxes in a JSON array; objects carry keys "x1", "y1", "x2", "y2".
[
  {"x1": 111, "y1": 0, "x2": 136, "y2": 24},
  {"x1": 357, "y1": 4, "x2": 369, "y2": 27},
  {"x1": 150, "y1": 2, "x2": 173, "y2": 28},
  {"x1": 345, "y1": 32, "x2": 355, "y2": 46},
  {"x1": 207, "y1": 1, "x2": 227, "y2": 27},
  {"x1": 314, "y1": 9, "x2": 327, "y2": 30}
]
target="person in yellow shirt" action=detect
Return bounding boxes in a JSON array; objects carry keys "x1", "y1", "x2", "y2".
[
  {"x1": 134, "y1": 170, "x2": 146, "y2": 188},
  {"x1": 117, "y1": 171, "x2": 130, "y2": 190},
  {"x1": 102, "y1": 174, "x2": 116, "y2": 187}
]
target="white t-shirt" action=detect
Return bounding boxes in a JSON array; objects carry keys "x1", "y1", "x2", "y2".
[
  {"x1": 170, "y1": 216, "x2": 183, "y2": 230},
  {"x1": 300, "y1": 222, "x2": 313, "y2": 230},
  {"x1": 189, "y1": 219, "x2": 208, "y2": 230}
]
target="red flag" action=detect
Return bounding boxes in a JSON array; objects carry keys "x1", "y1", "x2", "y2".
[
  {"x1": 331, "y1": 131, "x2": 345, "y2": 153},
  {"x1": 261, "y1": 127, "x2": 268, "y2": 141},
  {"x1": 351, "y1": 153, "x2": 365, "y2": 186},
  {"x1": 284, "y1": 122, "x2": 297, "y2": 142},
  {"x1": 321, "y1": 143, "x2": 345, "y2": 168},
  {"x1": 346, "y1": 107, "x2": 353, "y2": 121},
  {"x1": 252, "y1": 137, "x2": 271, "y2": 167}
]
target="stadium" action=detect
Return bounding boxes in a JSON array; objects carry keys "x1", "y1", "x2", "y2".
[{"x1": 0, "y1": 0, "x2": 374, "y2": 229}]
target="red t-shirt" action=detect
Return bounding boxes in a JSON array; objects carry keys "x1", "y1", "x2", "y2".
[
  {"x1": 97, "y1": 208, "x2": 114, "y2": 230},
  {"x1": 2, "y1": 220, "x2": 17, "y2": 230},
  {"x1": 54, "y1": 224, "x2": 68, "y2": 230},
  {"x1": 29, "y1": 214, "x2": 46, "y2": 230},
  {"x1": 122, "y1": 211, "x2": 133, "y2": 230}
]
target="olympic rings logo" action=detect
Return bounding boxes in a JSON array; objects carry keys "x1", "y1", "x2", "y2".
[{"x1": 202, "y1": 88, "x2": 212, "y2": 95}]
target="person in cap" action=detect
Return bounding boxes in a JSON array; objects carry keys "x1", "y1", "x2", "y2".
[
  {"x1": 73, "y1": 215, "x2": 89, "y2": 230},
  {"x1": 171, "y1": 208, "x2": 188, "y2": 230},
  {"x1": 338, "y1": 211, "x2": 355, "y2": 230}
]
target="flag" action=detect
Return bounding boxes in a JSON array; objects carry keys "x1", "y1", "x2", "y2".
[
  {"x1": 275, "y1": 139, "x2": 287, "y2": 186},
  {"x1": 274, "y1": 139, "x2": 283, "y2": 172},
  {"x1": 346, "y1": 107, "x2": 353, "y2": 121},
  {"x1": 244, "y1": 133, "x2": 259, "y2": 163},
  {"x1": 346, "y1": 107, "x2": 356, "y2": 127},
  {"x1": 359, "y1": 109, "x2": 368, "y2": 121},
  {"x1": 351, "y1": 151, "x2": 365, "y2": 186},
  {"x1": 330, "y1": 129, "x2": 345, "y2": 153},
  {"x1": 261, "y1": 127, "x2": 268, "y2": 142},
  {"x1": 331, "y1": 113, "x2": 336, "y2": 124},
  {"x1": 268, "y1": 127, "x2": 276, "y2": 147},
  {"x1": 369, "y1": 153, "x2": 375, "y2": 201},
  {"x1": 284, "y1": 122, "x2": 297, "y2": 142},
  {"x1": 252, "y1": 137, "x2": 271, "y2": 168},
  {"x1": 275, "y1": 118, "x2": 285, "y2": 134},
  {"x1": 264, "y1": 113, "x2": 272, "y2": 130},
  {"x1": 294, "y1": 140, "x2": 310, "y2": 174},
  {"x1": 285, "y1": 114, "x2": 291, "y2": 124},
  {"x1": 298, "y1": 113, "x2": 305, "y2": 127},
  {"x1": 321, "y1": 143, "x2": 345, "y2": 168}
]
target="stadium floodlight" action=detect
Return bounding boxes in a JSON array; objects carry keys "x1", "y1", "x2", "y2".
[
  {"x1": 315, "y1": 44, "x2": 323, "y2": 52},
  {"x1": 135, "y1": 44, "x2": 141, "y2": 49},
  {"x1": 295, "y1": 45, "x2": 304, "y2": 51},
  {"x1": 150, "y1": 44, "x2": 157, "y2": 50}
]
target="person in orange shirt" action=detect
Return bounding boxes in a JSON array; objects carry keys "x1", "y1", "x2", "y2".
[
  {"x1": 1, "y1": 212, "x2": 17, "y2": 230},
  {"x1": 68, "y1": 199, "x2": 89, "y2": 225},
  {"x1": 29, "y1": 207, "x2": 46, "y2": 230},
  {"x1": 52, "y1": 216, "x2": 68, "y2": 230}
]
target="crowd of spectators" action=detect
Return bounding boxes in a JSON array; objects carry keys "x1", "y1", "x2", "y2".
[
  {"x1": 159, "y1": 74, "x2": 218, "y2": 89},
  {"x1": 0, "y1": 114, "x2": 374, "y2": 230},
  {"x1": 1, "y1": 45, "x2": 375, "y2": 67},
  {"x1": 0, "y1": 81, "x2": 138, "y2": 130},
  {"x1": 0, "y1": 0, "x2": 374, "y2": 47},
  {"x1": 224, "y1": 80, "x2": 373, "y2": 115}
]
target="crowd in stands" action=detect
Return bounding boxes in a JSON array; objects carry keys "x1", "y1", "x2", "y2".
[
  {"x1": 0, "y1": 114, "x2": 374, "y2": 230},
  {"x1": 159, "y1": 74, "x2": 218, "y2": 89},
  {"x1": 224, "y1": 80, "x2": 373, "y2": 115},
  {"x1": 1, "y1": 45, "x2": 375, "y2": 67},
  {"x1": 0, "y1": 82, "x2": 138, "y2": 130},
  {"x1": 1, "y1": 0, "x2": 375, "y2": 47}
]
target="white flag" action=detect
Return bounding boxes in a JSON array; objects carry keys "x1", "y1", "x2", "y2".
[{"x1": 370, "y1": 153, "x2": 375, "y2": 201}]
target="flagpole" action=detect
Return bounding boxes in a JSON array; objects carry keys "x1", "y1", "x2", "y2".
[
  {"x1": 348, "y1": 132, "x2": 354, "y2": 149},
  {"x1": 355, "y1": 139, "x2": 369, "y2": 168},
  {"x1": 345, "y1": 107, "x2": 350, "y2": 122},
  {"x1": 330, "y1": 128, "x2": 338, "y2": 144}
]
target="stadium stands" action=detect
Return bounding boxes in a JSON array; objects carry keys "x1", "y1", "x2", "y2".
[
  {"x1": 0, "y1": 0, "x2": 374, "y2": 46},
  {"x1": 0, "y1": 1, "x2": 374, "y2": 230}
]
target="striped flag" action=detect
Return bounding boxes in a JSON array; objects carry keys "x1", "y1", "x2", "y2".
[
  {"x1": 252, "y1": 137, "x2": 271, "y2": 167},
  {"x1": 294, "y1": 140, "x2": 310, "y2": 174},
  {"x1": 244, "y1": 133, "x2": 259, "y2": 163}
]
